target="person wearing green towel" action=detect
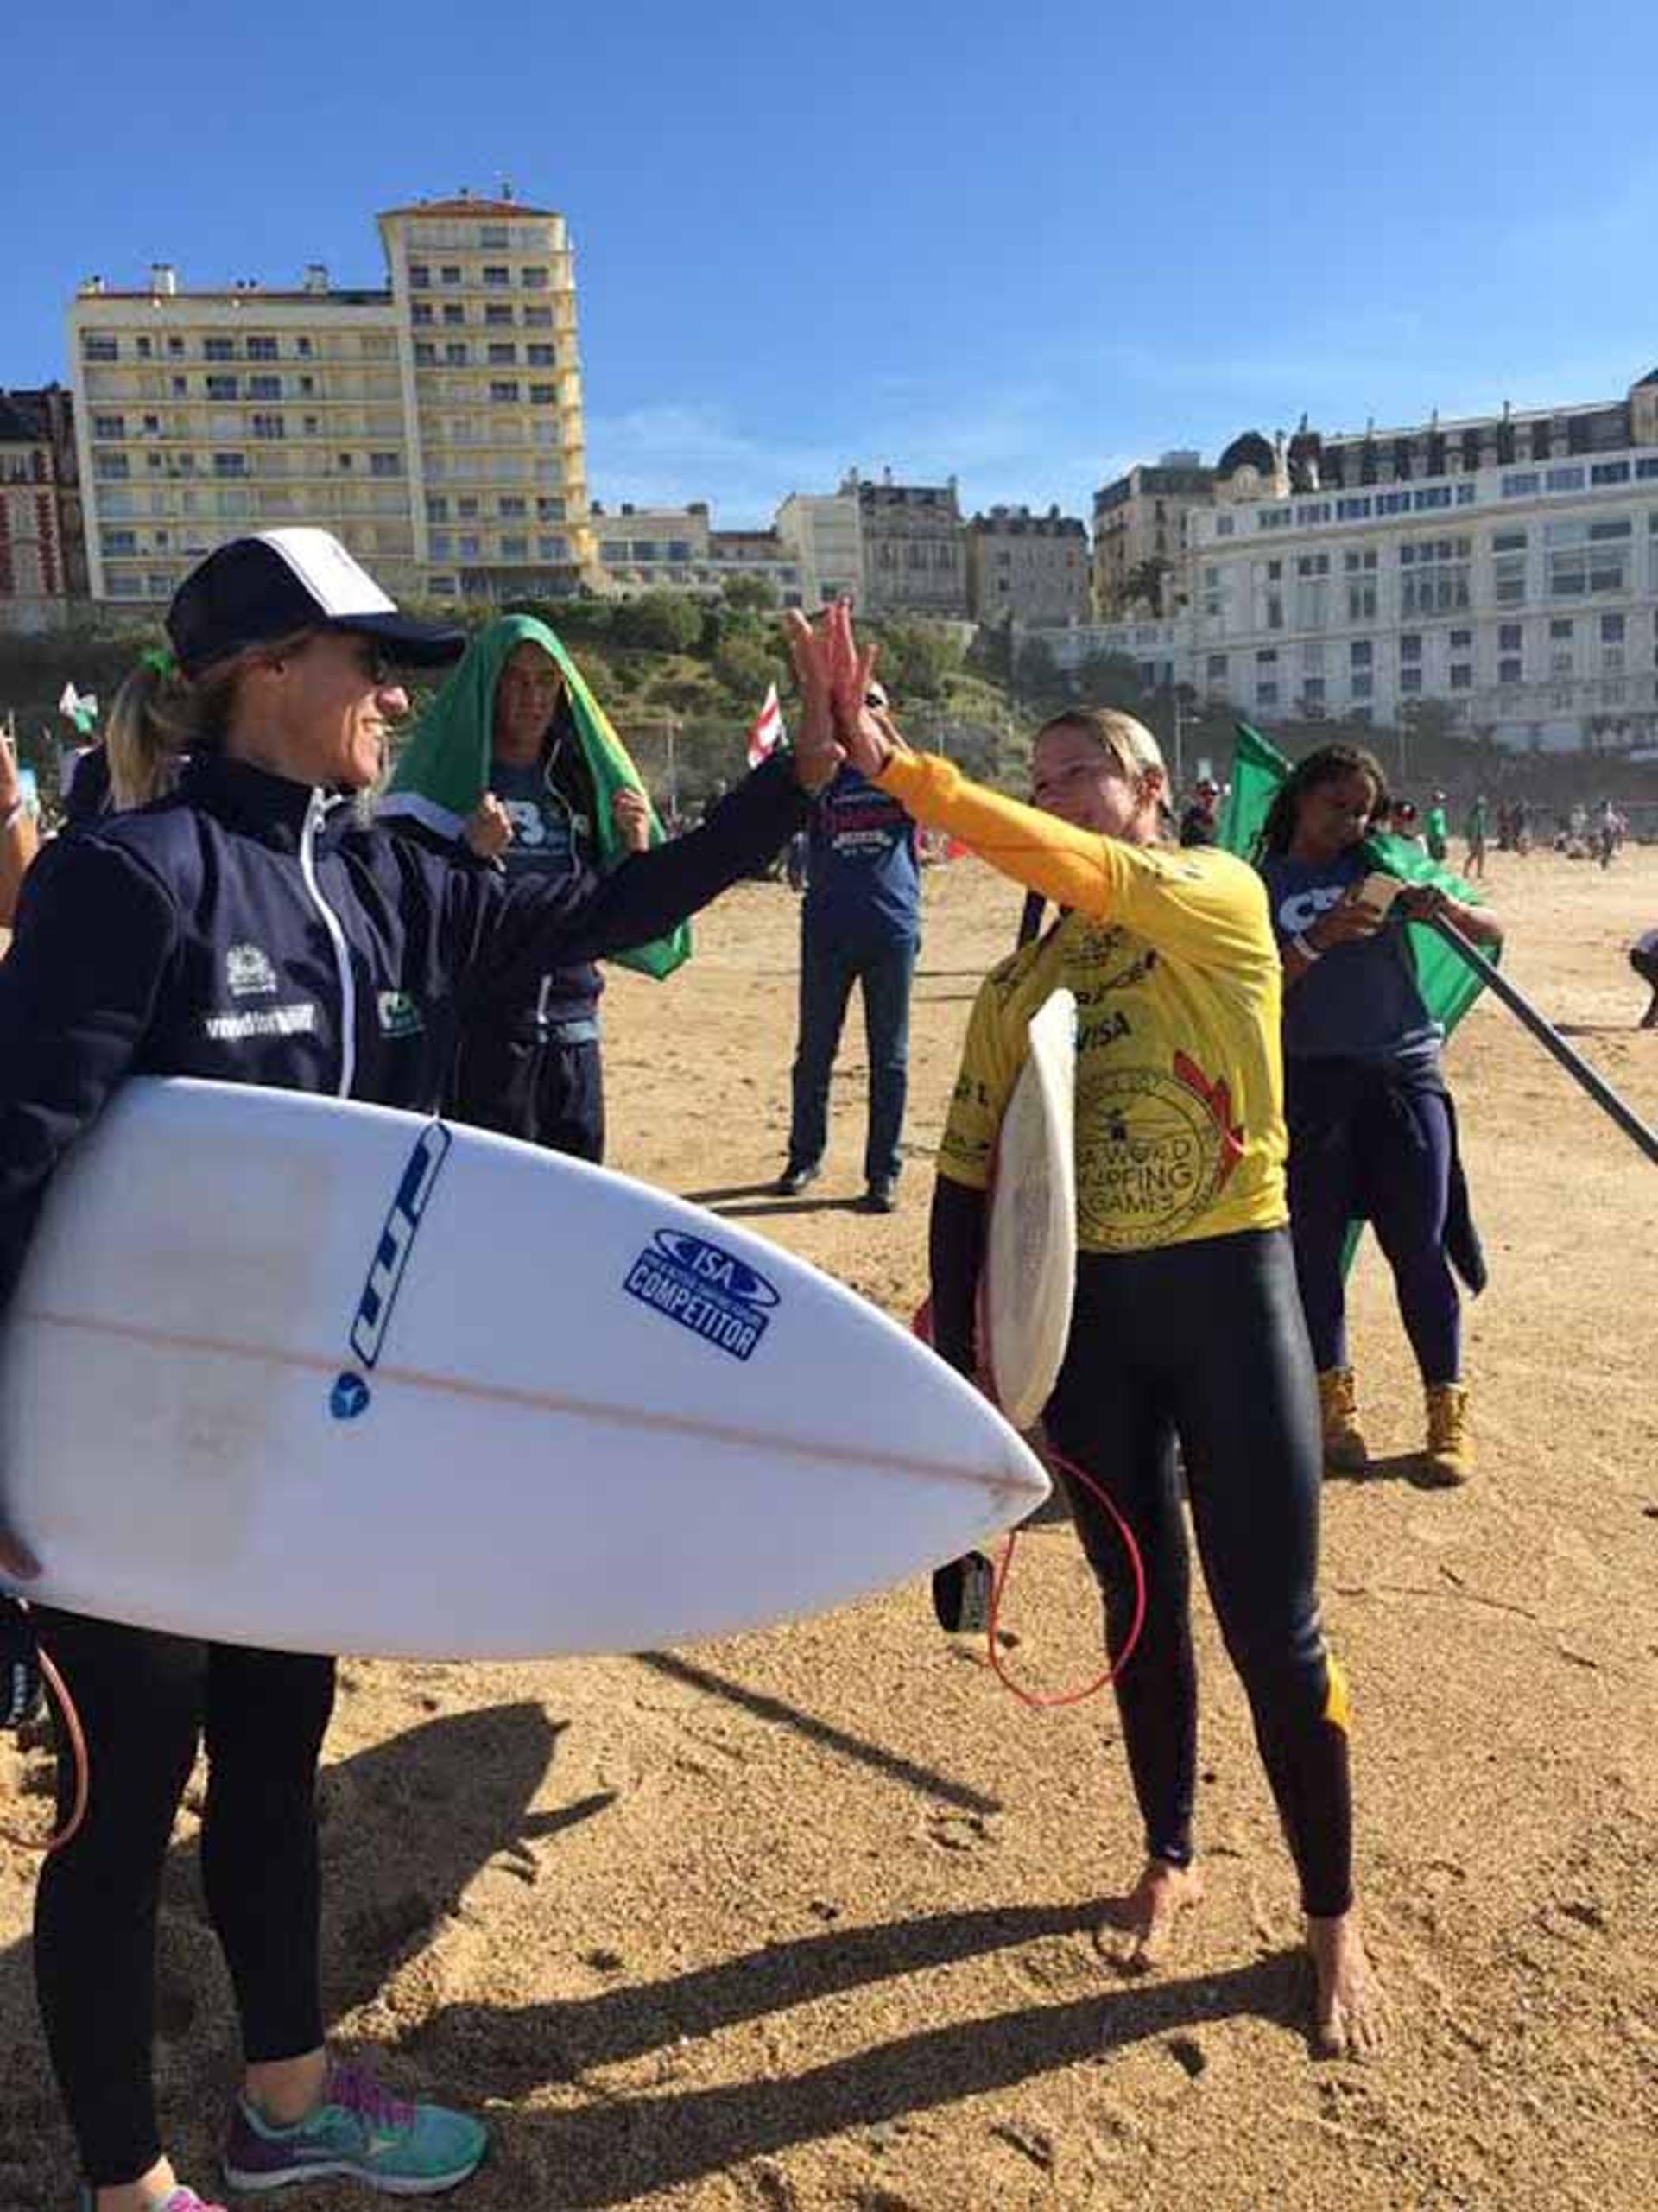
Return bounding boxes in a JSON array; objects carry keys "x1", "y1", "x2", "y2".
[{"x1": 382, "y1": 615, "x2": 687, "y2": 1161}]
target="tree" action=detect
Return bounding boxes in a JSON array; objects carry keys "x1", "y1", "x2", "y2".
[
  {"x1": 713, "y1": 627, "x2": 782, "y2": 704},
  {"x1": 875, "y1": 619, "x2": 964, "y2": 702},
  {"x1": 719, "y1": 573, "x2": 779, "y2": 614},
  {"x1": 1123, "y1": 556, "x2": 1172, "y2": 613},
  {"x1": 1012, "y1": 634, "x2": 1062, "y2": 705},
  {"x1": 613, "y1": 591, "x2": 703, "y2": 655},
  {"x1": 1073, "y1": 650, "x2": 1149, "y2": 711}
]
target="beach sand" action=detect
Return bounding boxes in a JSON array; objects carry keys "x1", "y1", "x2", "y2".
[{"x1": 3, "y1": 841, "x2": 1656, "y2": 2210}]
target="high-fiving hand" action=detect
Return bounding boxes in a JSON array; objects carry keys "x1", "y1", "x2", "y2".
[{"x1": 782, "y1": 605, "x2": 909, "y2": 781}]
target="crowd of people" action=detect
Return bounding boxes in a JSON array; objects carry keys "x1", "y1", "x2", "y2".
[{"x1": 0, "y1": 537, "x2": 1652, "y2": 2207}]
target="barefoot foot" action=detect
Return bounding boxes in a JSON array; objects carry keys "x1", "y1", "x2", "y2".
[
  {"x1": 1094, "y1": 1858, "x2": 1204, "y2": 1974},
  {"x1": 1307, "y1": 1910, "x2": 1389, "y2": 2058}
]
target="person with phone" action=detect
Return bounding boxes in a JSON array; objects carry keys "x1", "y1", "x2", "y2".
[
  {"x1": 1, "y1": 729, "x2": 40, "y2": 929},
  {"x1": 1256, "y1": 745, "x2": 1502, "y2": 1484}
]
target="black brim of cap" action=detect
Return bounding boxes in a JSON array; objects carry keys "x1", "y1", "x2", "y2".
[{"x1": 328, "y1": 612, "x2": 466, "y2": 667}]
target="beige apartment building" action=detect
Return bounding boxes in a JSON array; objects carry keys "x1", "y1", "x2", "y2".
[
  {"x1": 0, "y1": 385, "x2": 85, "y2": 631},
  {"x1": 775, "y1": 483, "x2": 863, "y2": 609},
  {"x1": 965, "y1": 504, "x2": 1090, "y2": 625},
  {"x1": 588, "y1": 504, "x2": 804, "y2": 602},
  {"x1": 67, "y1": 193, "x2": 595, "y2": 610},
  {"x1": 856, "y1": 474, "x2": 968, "y2": 618},
  {"x1": 1092, "y1": 453, "x2": 1214, "y2": 615}
]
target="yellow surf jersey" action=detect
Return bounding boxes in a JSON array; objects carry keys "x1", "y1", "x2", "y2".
[{"x1": 880, "y1": 752, "x2": 1288, "y2": 1252}]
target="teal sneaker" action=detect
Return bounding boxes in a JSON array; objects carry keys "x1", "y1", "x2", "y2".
[{"x1": 222, "y1": 2059, "x2": 487, "y2": 2196}]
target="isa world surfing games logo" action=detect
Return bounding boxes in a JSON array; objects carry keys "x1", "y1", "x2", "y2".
[{"x1": 623, "y1": 1229, "x2": 780, "y2": 1362}]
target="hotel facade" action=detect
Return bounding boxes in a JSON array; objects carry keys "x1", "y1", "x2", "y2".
[{"x1": 67, "y1": 194, "x2": 595, "y2": 611}]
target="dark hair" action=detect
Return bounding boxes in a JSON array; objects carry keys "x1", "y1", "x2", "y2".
[{"x1": 1258, "y1": 743, "x2": 1390, "y2": 857}]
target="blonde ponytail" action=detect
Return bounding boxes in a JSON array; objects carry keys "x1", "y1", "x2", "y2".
[{"x1": 104, "y1": 650, "x2": 250, "y2": 812}]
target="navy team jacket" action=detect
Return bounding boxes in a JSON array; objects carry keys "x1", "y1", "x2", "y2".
[{"x1": 0, "y1": 749, "x2": 804, "y2": 1314}]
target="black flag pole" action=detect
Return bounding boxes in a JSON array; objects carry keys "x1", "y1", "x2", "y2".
[{"x1": 1430, "y1": 916, "x2": 1658, "y2": 1169}]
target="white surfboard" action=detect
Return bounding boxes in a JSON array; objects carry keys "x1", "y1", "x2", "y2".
[
  {"x1": 980, "y1": 988, "x2": 1078, "y2": 1429},
  {"x1": 0, "y1": 1080, "x2": 1047, "y2": 1658}
]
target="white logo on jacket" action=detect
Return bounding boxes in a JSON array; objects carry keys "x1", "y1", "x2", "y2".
[{"x1": 226, "y1": 943, "x2": 280, "y2": 998}]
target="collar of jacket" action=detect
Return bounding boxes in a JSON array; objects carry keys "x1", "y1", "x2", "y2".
[{"x1": 180, "y1": 752, "x2": 346, "y2": 853}]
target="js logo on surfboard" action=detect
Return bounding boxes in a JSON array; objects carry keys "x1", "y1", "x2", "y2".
[
  {"x1": 623, "y1": 1229, "x2": 780, "y2": 1363},
  {"x1": 331, "y1": 1121, "x2": 453, "y2": 1417}
]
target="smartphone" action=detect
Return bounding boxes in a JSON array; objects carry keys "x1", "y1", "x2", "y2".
[{"x1": 1352, "y1": 871, "x2": 1403, "y2": 919}]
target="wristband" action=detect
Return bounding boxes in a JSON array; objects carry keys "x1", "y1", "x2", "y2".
[{"x1": 1290, "y1": 931, "x2": 1322, "y2": 963}]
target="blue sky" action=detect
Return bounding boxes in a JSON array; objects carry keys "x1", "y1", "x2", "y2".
[{"x1": 8, "y1": 0, "x2": 1656, "y2": 527}]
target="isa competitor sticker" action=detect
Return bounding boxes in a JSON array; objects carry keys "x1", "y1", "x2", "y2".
[
  {"x1": 330, "y1": 1120, "x2": 452, "y2": 1417},
  {"x1": 623, "y1": 1228, "x2": 779, "y2": 1362}
]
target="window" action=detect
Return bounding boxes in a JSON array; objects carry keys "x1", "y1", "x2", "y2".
[
  {"x1": 520, "y1": 266, "x2": 549, "y2": 289},
  {"x1": 1301, "y1": 679, "x2": 1326, "y2": 707},
  {"x1": 1206, "y1": 653, "x2": 1229, "y2": 682},
  {"x1": 212, "y1": 453, "x2": 247, "y2": 477},
  {"x1": 526, "y1": 343, "x2": 555, "y2": 366},
  {"x1": 1376, "y1": 491, "x2": 1411, "y2": 516},
  {"x1": 536, "y1": 496, "x2": 565, "y2": 522},
  {"x1": 136, "y1": 336, "x2": 153, "y2": 358},
  {"x1": 484, "y1": 304, "x2": 514, "y2": 326},
  {"x1": 411, "y1": 302, "x2": 434, "y2": 326},
  {"x1": 250, "y1": 414, "x2": 285, "y2": 440},
  {"x1": 1637, "y1": 458, "x2": 1658, "y2": 480},
  {"x1": 295, "y1": 337, "x2": 313, "y2": 358},
  {"x1": 408, "y1": 264, "x2": 431, "y2": 288},
  {"x1": 440, "y1": 265, "x2": 462, "y2": 286},
  {"x1": 1400, "y1": 666, "x2": 1423, "y2": 694},
  {"x1": 1301, "y1": 642, "x2": 1326, "y2": 673},
  {"x1": 458, "y1": 534, "x2": 481, "y2": 559},
  {"x1": 1400, "y1": 633, "x2": 1422, "y2": 662},
  {"x1": 1256, "y1": 681, "x2": 1279, "y2": 708},
  {"x1": 1455, "y1": 482, "x2": 1478, "y2": 505},
  {"x1": 498, "y1": 495, "x2": 526, "y2": 518},
  {"x1": 445, "y1": 342, "x2": 468, "y2": 364},
  {"x1": 1499, "y1": 656, "x2": 1522, "y2": 685},
  {"x1": 1602, "y1": 612, "x2": 1626, "y2": 642},
  {"x1": 1351, "y1": 672, "x2": 1374, "y2": 700},
  {"x1": 1215, "y1": 514, "x2": 1236, "y2": 536},
  {"x1": 479, "y1": 225, "x2": 510, "y2": 249},
  {"x1": 1295, "y1": 503, "x2": 1331, "y2": 526},
  {"x1": 1350, "y1": 640, "x2": 1372, "y2": 666},
  {"x1": 482, "y1": 265, "x2": 510, "y2": 288},
  {"x1": 206, "y1": 375, "x2": 237, "y2": 399},
  {"x1": 94, "y1": 453, "x2": 130, "y2": 479},
  {"x1": 92, "y1": 414, "x2": 124, "y2": 440},
  {"x1": 1546, "y1": 465, "x2": 1585, "y2": 492},
  {"x1": 427, "y1": 496, "x2": 449, "y2": 522},
  {"x1": 1399, "y1": 536, "x2": 1471, "y2": 615},
  {"x1": 537, "y1": 535, "x2": 568, "y2": 561},
  {"x1": 457, "y1": 497, "x2": 479, "y2": 520},
  {"x1": 101, "y1": 529, "x2": 138, "y2": 555},
  {"x1": 1500, "y1": 624, "x2": 1522, "y2": 651},
  {"x1": 429, "y1": 530, "x2": 452, "y2": 558},
  {"x1": 523, "y1": 305, "x2": 554, "y2": 327},
  {"x1": 490, "y1": 380, "x2": 520, "y2": 402},
  {"x1": 528, "y1": 383, "x2": 557, "y2": 404},
  {"x1": 204, "y1": 338, "x2": 236, "y2": 362},
  {"x1": 1550, "y1": 617, "x2": 1574, "y2": 640},
  {"x1": 1502, "y1": 472, "x2": 1539, "y2": 498},
  {"x1": 442, "y1": 304, "x2": 465, "y2": 326},
  {"x1": 414, "y1": 342, "x2": 436, "y2": 365},
  {"x1": 1258, "y1": 505, "x2": 1292, "y2": 529},
  {"x1": 370, "y1": 452, "x2": 401, "y2": 477},
  {"x1": 1337, "y1": 496, "x2": 1372, "y2": 521},
  {"x1": 1546, "y1": 517, "x2": 1630, "y2": 596},
  {"x1": 170, "y1": 377, "x2": 188, "y2": 396},
  {"x1": 1592, "y1": 460, "x2": 1631, "y2": 485},
  {"x1": 248, "y1": 375, "x2": 281, "y2": 399},
  {"x1": 1450, "y1": 665, "x2": 1472, "y2": 689},
  {"x1": 500, "y1": 534, "x2": 528, "y2": 558},
  {"x1": 1413, "y1": 485, "x2": 1452, "y2": 510},
  {"x1": 1254, "y1": 647, "x2": 1278, "y2": 665},
  {"x1": 246, "y1": 337, "x2": 278, "y2": 361},
  {"x1": 487, "y1": 343, "x2": 516, "y2": 364},
  {"x1": 1450, "y1": 628, "x2": 1471, "y2": 650}
]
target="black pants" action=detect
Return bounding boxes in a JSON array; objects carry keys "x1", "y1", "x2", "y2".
[
  {"x1": 451, "y1": 1027, "x2": 605, "y2": 1163},
  {"x1": 1044, "y1": 1229, "x2": 1353, "y2": 1918},
  {"x1": 32, "y1": 1610, "x2": 336, "y2": 2188}
]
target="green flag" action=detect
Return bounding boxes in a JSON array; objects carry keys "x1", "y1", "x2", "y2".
[
  {"x1": 383, "y1": 613, "x2": 688, "y2": 981},
  {"x1": 1219, "y1": 720, "x2": 1492, "y2": 1032}
]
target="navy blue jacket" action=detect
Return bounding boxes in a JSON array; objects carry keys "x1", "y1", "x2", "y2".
[{"x1": 0, "y1": 748, "x2": 806, "y2": 1315}]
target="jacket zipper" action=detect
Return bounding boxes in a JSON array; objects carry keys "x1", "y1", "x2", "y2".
[{"x1": 300, "y1": 790, "x2": 356, "y2": 1098}]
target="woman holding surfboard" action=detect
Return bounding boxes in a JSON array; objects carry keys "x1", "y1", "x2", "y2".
[
  {"x1": 0, "y1": 529, "x2": 833, "y2": 2212},
  {"x1": 788, "y1": 603, "x2": 1386, "y2": 2062}
]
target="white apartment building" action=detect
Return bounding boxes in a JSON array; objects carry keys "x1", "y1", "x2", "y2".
[
  {"x1": 775, "y1": 484, "x2": 863, "y2": 608},
  {"x1": 588, "y1": 504, "x2": 804, "y2": 603},
  {"x1": 1190, "y1": 376, "x2": 1658, "y2": 751},
  {"x1": 67, "y1": 192, "x2": 595, "y2": 610}
]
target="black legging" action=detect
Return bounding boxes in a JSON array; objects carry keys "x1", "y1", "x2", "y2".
[
  {"x1": 1044, "y1": 1228, "x2": 1354, "y2": 1918},
  {"x1": 31, "y1": 1609, "x2": 336, "y2": 2189}
]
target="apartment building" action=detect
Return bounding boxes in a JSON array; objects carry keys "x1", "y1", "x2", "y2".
[
  {"x1": 965, "y1": 504, "x2": 1090, "y2": 625},
  {"x1": 589, "y1": 503, "x2": 804, "y2": 602},
  {"x1": 67, "y1": 192, "x2": 594, "y2": 610},
  {"x1": 856, "y1": 474, "x2": 968, "y2": 618},
  {"x1": 1092, "y1": 455, "x2": 1213, "y2": 616},
  {"x1": 1192, "y1": 372, "x2": 1658, "y2": 751},
  {"x1": 775, "y1": 483, "x2": 862, "y2": 609},
  {"x1": 0, "y1": 385, "x2": 85, "y2": 631}
]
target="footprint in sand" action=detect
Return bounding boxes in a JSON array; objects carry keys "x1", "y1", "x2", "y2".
[{"x1": 923, "y1": 1810, "x2": 995, "y2": 1852}]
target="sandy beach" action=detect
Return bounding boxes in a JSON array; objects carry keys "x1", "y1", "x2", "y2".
[{"x1": 3, "y1": 840, "x2": 1656, "y2": 2211}]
